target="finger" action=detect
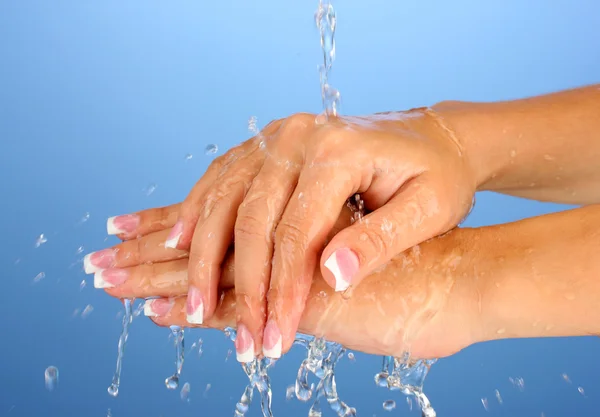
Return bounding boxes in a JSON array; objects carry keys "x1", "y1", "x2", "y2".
[
  {"x1": 266, "y1": 165, "x2": 358, "y2": 356},
  {"x1": 169, "y1": 120, "x2": 283, "y2": 251},
  {"x1": 234, "y1": 156, "x2": 301, "y2": 362},
  {"x1": 321, "y1": 174, "x2": 453, "y2": 291},
  {"x1": 106, "y1": 204, "x2": 181, "y2": 240},
  {"x1": 186, "y1": 156, "x2": 263, "y2": 326},
  {"x1": 102, "y1": 249, "x2": 236, "y2": 299},
  {"x1": 147, "y1": 275, "x2": 398, "y2": 357},
  {"x1": 84, "y1": 228, "x2": 188, "y2": 274}
]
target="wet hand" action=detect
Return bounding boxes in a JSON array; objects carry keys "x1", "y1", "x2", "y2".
[
  {"x1": 98, "y1": 110, "x2": 478, "y2": 361},
  {"x1": 97, "y1": 209, "x2": 479, "y2": 360}
]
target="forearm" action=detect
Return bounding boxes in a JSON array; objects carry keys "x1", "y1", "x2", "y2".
[
  {"x1": 471, "y1": 205, "x2": 600, "y2": 343},
  {"x1": 433, "y1": 84, "x2": 600, "y2": 204}
]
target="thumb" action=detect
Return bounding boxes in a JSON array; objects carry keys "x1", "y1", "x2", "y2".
[{"x1": 320, "y1": 176, "x2": 451, "y2": 292}]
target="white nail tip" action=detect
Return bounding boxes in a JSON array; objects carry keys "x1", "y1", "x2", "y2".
[
  {"x1": 165, "y1": 233, "x2": 182, "y2": 249},
  {"x1": 83, "y1": 253, "x2": 101, "y2": 275},
  {"x1": 144, "y1": 300, "x2": 158, "y2": 317},
  {"x1": 186, "y1": 307, "x2": 204, "y2": 325},
  {"x1": 236, "y1": 346, "x2": 255, "y2": 363},
  {"x1": 263, "y1": 336, "x2": 282, "y2": 359},
  {"x1": 324, "y1": 253, "x2": 350, "y2": 292},
  {"x1": 106, "y1": 216, "x2": 122, "y2": 235},
  {"x1": 93, "y1": 271, "x2": 113, "y2": 289}
]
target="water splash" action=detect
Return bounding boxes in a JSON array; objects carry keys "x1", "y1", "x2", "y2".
[
  {"x1": 315, "y1": 0, "x2": 340, "y2": 119},
  {"x1": 223, "y1": 328, "x2": 275, "y2": 417},
  {"x1": 107, "y1": 298, "x2": 133, "y2": 397},
  {"x1": 165, "y1": 326, "x2": 185, "y2": 390},
  {"x1": 374, "y1": 354, "x2": 437, "y2": 417},
  {"x1": 293, "y1": 334, "x2": 356, "y2": 416}
]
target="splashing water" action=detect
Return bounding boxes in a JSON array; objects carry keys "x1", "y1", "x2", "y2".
[
  {"x1": 293, "y1": 334, "x2": 356, "y2": 417},
  {"x1": 107, "y1": 298, "x2": 133, "y2": 397},
  {"x1": 221, "y1": 328, "x2": 275, "y2": 417},
  {"x1": 315, "y1": 0, "x2": 340, "y2": 119},
  {"x1": 165, "y1": 326, "x2": 185, "y2": 390},
  {"x1": 374, "y1": 354, "x2": 437, "y2": 417}
]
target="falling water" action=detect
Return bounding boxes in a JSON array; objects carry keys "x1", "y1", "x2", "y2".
[
  {"x1": 315, "y1": 0, "x2": 340, "y2": 119},
  {"x1": 107, "y1": 298, "x2": 133, "y2": 397},
  {"x1": 374, "y1": 354, "x2": 437, "y2": 417},
  {"x1": 165, "y1": 326, "x2": 185, "y2": 390},
  {"x1": 223, "y1": 328, "x2": 275, "y2": 417}
]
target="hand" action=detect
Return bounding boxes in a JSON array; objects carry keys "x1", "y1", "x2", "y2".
[
  {"x1": 97, "y1": 204, "x2": 480, "y2": 359},
  {"x1": 104, "y1": 110, "x2": 479, "y2": 361}
]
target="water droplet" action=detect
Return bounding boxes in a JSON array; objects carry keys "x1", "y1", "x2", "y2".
[
  {"x1": 382, "y1": 400, "x2": 396, "y2": 411},
  {"x1": 495, "y1": 389, "x2": 503, "y2": 404},
  {"x1": 185, "y1": 153, "x2": 193, "y2": 160},
  {"x1": 562, "y1": 373, "x2": 571, "y2": 384},
  {"x1": 81, "y1": 304, "x2": 94, "y2": 319},
  {"x1": 76, "y1": 246, "x2": 84, "y2": 254},
  {"x1": 79, "y1": 212, "x2": 90, "y2": 223},
  {"x1": 180, "y1": 382, "x2": 191, "y2": 401},
  {"x1": 35, "y1": 234, "x2": 47, "y2": 248},
  {"x1": 106, "y1": 408, "x2": 112, "y2": 417},
  {"x1": 33, "y1": 272, "x2": 46, "y2": 283},
  {"x1": 481, "y1": 397, "x2": 489, "y2": 411},
  {"x1": 205, "y1": 144, "x2": 218, "y2": 155},
  {"x1": 347, "y1": 352, "x2": 355, "y2": 361},
  {"x1": 79, "y1": 280, "x2": 86, "y2": 291},
  {"x1": 248, "y1": 116, "x2": 259, "y2": 135},
  {"x1": 578, "y1": 386, "x2": 585, "y2": 396},
  {"x1": 44, "y1": 366, "x2": 58, "y2": 391},
  {"x1": 204, "y1": 383, "x2": 211, "y2": 398},
  {"x1": 107, "y1": 384, "x2": 119, "y2": 397},
  {"x1": 286, "y1": 385, "x2": 295, "y2": 400},
  {"x1": 145, "y1": 183, "x2": 157, "y2": 196}
]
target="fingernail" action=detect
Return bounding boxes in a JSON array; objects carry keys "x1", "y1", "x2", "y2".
[
  {"x1": 165, "y1": 220, "x2": 183, "y2": 249},
  {"x1": 83, "y1": 249, "x2": 116, "y2": 274},
  {"x1": 324, "y1": 248, "x2": 360, "y2": 292},
  {"x1": 235, "y1": 323, "x2": 255, "y2": 363},
  {"x1": 94, "y1": 268, "x2": 129, "y2": 288},
  {"x1": 186, "y1": 286, "x2": 204, "y2": 324},
  {"x1": 107, "y1": 214, "x2": 140, "y2": 235},
  {"x1": 262, "y1": 318, "x2": 282, "y2": 359},
  {"x1": 144, "y1": 298, "x2": 174, "y2": 317}
]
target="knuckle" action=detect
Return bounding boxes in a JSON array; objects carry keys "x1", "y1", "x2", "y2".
[
  {"x1": 357, "y1": 226, "x2": 391, "y2": 258},
  {"x1": 235, "y1": 210, "x2": 268, "y2": 242},
  {"x1": 275, "y1": 218, "x2": 309, "y2": 251}
]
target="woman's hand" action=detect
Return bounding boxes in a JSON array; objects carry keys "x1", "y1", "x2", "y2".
[
  {"x1": 94, "y1": 204, "x2": 480, "y2": 360},
  {"x1": 106, "y1": 110, "x2": 480, "y2": 361}
]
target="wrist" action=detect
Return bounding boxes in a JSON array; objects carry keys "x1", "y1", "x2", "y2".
[{"x1": 430, "y1": 100, "x2": 513, "y2": 193}]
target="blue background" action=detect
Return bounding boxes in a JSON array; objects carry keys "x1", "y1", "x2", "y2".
[{"x1": 1, "y1": 1, "x2": 599, "y2": 416}]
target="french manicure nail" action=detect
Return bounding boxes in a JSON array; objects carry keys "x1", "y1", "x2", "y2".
[
  {"x1": 324, "y1": 247, "x2": 360, "y2": 292},
  {"x1": 186, "y1": 286, "x2": 204, "y2": 324},
  {"x1": 144, "y1": 298, "x2": 174, "y2": 317},
  {"x1": 165, "y1": 220, "x2": 183, "y2": 249},
  {"x1": 107, "y1": 214, "x2": 140, "y2": 235},
  {"x1": 94, "y1": 268, "x2": 129, "y2": 288},
  {"x1": 83, "y1": 249, "x2": 116, "y2": 274},
  {"x1": 263, "y1": 318, "x2": 282, "y2": 359},
  {"x1": 235, "y1": 323, "x2": 255, "y2": 363}
]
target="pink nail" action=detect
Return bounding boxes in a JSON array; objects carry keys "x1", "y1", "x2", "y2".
[
  {"x1": 94, "y1": 268, "x2": 129, "y2": 288},
  {"x1": 235, "y1": 323, "x2": 255, "y2": 363},
  {"x1": 144, "y1": 298, "x2": 174, "y2": 317},
  {"x1": 186, "y1": 286, "x2": 204, "y2": 324},
  {"x1": 165, "y1": 220, "x2": 183, "y2": 249},
  {"x1": 324, "y1": 247, "x2": 360, "y2": 292},
  {"x1": 83, "y1": 249, "x2": 116, "y2": 274},
  {"x1": 107, "y1": 214, "x2": 140, "y2": 235},
  {"x1": 263, "y1": 319, "x2": 282, "y2": 358}
]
